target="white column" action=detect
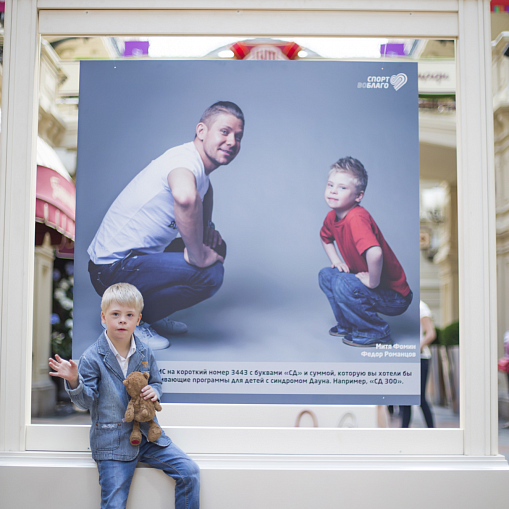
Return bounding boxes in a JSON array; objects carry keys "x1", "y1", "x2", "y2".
[
  {"x1": 31, "y1": 233, "x2": 57, "y2": 417},
  {"x1": 491, "y1": 33, "x2": 509, "y2": 420},
  {"x1": 0, "y1": 0, "x2": 40, "y2": 451},
  {"x1": 434, "y1": 183, "x2": 459, "y2": 327},
  {"x1": 457, "y1": 0, "x2": 498, "y2": 455}
]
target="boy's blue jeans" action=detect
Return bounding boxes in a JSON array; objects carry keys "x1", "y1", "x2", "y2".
[
  {"x1": 96, "y1": 437, "x2": 200, "y2": 509},
  {"x1": 89, "y1": 250, "x2": 224, "y2": 324},
  {"x1": 318, "y1": 267, "x2": 412, "y2": 342}
]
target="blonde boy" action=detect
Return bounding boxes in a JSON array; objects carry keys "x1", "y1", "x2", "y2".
[
  {"x1": 49, "y1": 282, "x2": 199, "y2": 509},
  {"x1": 318, "y1": 157, "x2": 413, "y2": 347}
]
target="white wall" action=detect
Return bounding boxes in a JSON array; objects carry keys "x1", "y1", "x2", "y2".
[{"x1": 1, "y1": 456, "x2": 509, "y2": 509}]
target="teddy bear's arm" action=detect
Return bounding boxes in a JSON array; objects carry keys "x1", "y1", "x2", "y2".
[
  {"x1": 154, "y1": 401, "x2": 162, "y2": 412},
  {"x1": 125, "y1": 400, "x2": 135, "y2": 422}
]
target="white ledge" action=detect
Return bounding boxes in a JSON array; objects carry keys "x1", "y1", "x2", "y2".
[
  {"x1": 1, "y1": 450, "x2": 508, "y2": 471},
  {"x1": 25, "y1": 424, "x2": 465, "y2": 455}
]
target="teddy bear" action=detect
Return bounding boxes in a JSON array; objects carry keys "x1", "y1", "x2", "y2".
[{"x1": 123, "y1": 371, "x2": 163, "y2": 445}]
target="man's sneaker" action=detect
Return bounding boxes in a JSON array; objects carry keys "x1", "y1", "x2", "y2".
[
  {"x1": 329, "y1": 326, "x2": 349, "y2": 338},
  {"x1": 342, "y1": 335, "x2": 393, "y2": 348},
  {"x1": 134, "y1": 322, "x2": 171, "y2": 350},
  {"x1": 151, "y1": 317, "x2": 188, "y2": 336}
]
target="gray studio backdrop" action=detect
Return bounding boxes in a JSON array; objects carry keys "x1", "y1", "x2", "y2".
[{"x1": 74, "y1": 60, "x2": 420, "y2": 404}]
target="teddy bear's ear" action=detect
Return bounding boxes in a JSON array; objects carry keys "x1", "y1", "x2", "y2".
[
  {"x1": 123, "y1": 380, "x2": 128, "y2": 386},
  {"x1": 143, "y1": 372, "x2": 149, "y2": 380}
]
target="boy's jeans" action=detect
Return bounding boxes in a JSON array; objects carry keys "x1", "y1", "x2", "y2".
[
  {"x1": 96, "y1": 438, "x2": 200, "y2": 509},
  {"x1": 318, "y1": 268, "x2": 413, "y2": 341},
  {"x1": 89, "y1": 250, "x2": 224, "y2": 324}
]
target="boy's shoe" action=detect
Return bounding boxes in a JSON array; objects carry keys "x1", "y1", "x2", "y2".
[
  {"x1": 151, "y1": 317, "x2": 188, "y2": 336},
  {"x1": 329, "y1": 326, "x2": 349, "y2": 338},
  {"x1": 134, "y1": 322, "x2": 171, "y2": 350},
  {"x1": 342, "y1": 335, "x2": 393, "y2": 348}
]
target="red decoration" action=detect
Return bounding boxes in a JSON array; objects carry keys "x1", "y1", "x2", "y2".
[
  {"x1": 283, "y1": 42, "x2": 301, "y2": 60},
  {"x1": 231, "y1": 42, "x2": 250, "y2": 60},
  {"x1": 229, "y1": 40, "x2": 302, "y2": 60}
]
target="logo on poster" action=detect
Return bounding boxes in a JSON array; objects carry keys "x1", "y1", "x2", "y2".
[
  {"x1": 390, "y1": 73, "x2": 408, "y2": 91},
  {"x1": 357, "y1": 73, "x2": 408, "y2": 91}
]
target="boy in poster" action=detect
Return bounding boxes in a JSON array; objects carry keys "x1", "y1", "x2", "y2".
[
  {"x1": 318, "y1": 157, "x2": 413, "y2": 347},
  {"x1": 87, "y1": 101, "x2": 244, "y2": 350}
]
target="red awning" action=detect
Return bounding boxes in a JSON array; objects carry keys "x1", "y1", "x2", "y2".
[
  {"x1": 492, "y1": 1, "x2": 509, "y2": 11},
  {"x1": 35, "y1": 165, "x2": 76, "y2": 258}
]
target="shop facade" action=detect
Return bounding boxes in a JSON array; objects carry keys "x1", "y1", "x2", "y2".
[{"x1": 1, "y1": 1, "x2": 508, "y2": 507}]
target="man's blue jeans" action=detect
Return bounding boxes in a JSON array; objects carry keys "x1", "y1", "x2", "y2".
[
  {"x1": 89, "y1": 250, "x2": 224, "y2": 324},
  {"x1": 96, "y1": 437, "x2": 200, "y2": 509},
  {"x1": 318, "y1": 267, "x2": 412, "y2": 342}
]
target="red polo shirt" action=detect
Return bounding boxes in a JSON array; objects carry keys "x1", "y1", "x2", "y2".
[{"x1": 320, "y1": 206, "x2": 411, "y2": 297}]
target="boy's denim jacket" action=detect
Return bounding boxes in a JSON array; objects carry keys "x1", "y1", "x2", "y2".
[{"x1": 65, "y1": 331, "x2": 171, "y2": 461}]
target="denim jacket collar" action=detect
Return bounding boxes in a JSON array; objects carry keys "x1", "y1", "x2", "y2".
[{"x1": 96, "y1": 331, "x2": 147, "y2": 381}]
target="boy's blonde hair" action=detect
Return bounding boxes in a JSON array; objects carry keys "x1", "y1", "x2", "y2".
[
  {"x1": 101, "y1": 283, "x2": 144, "y2": 315},
  {"x1": 329, "y1": 156, "x2": 368, "y2": 193}
]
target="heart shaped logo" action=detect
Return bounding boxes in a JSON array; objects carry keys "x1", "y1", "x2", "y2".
[{"x1": 390, "y1": 73, "x2": 408, "y2": 91}]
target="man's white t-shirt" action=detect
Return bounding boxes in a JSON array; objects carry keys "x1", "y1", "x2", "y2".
[{"x1": 88, "y1": 142, "x2": 209, "y2": 264}]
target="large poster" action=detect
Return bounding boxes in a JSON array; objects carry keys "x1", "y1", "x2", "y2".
[{"x1": 74, "y1": 60, "x2": 420, "y2": 405}]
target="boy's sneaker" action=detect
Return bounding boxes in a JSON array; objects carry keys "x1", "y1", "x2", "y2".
[
  {"x1": 151, "y1": 317, "x2": 188, "y2": 336},
  {"x1": 342, "y1": 335, "x2": 393, "y2": 348},
  {"x1": 329, "y1": 326, "x2": 348, "y2": 338},
  {"x1": 134, "y1": 322, "x2": 170, "y2": 350}
]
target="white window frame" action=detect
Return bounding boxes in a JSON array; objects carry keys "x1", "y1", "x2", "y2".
[{"x1": 0, "y1": 0, "x2": 500, "y2": 461}]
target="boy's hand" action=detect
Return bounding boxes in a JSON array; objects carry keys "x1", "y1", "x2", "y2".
[
  {"x1": 355, "y1": 272, "x2": 377, "y2": 288},
  {"x1": 204, "y1": 225, "x2": 222, "y2": 250},
  {"x1": 48, "y1": 354, "x2": 79, "y2": 389},
  {"x1": 332, "y1": 261, "x2": 350, "y2": 273},
  {"x1": 141, "y1": 384, "x2": 158, "y2": 402}
]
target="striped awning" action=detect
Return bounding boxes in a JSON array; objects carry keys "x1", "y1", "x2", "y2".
[{"x1": 35, "y1": 165, "x2": 75, "y2": 258}]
